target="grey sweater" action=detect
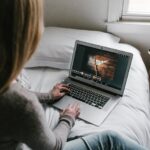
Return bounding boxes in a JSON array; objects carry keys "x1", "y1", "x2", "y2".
[{"x1": 0, "y1": 83, "x2": 75, "y2": 150}]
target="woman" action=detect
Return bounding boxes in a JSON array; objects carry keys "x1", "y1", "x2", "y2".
[
  {"x1": 0, "y1": 0, "x2": 148, "y2": 150},
  {"x1": 0, "y1": 0, "x2": 79, "y2": 150}
]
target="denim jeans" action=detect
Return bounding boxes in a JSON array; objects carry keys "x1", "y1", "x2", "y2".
[{"x1": 64, "y1": 131, "x2": 147, "y2": 150}]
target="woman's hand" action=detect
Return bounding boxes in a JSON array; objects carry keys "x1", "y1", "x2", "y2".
[
  {"x1": 51, "y1": 83, "x2": 70, "y2": 101},
  {"x1": 61, "y1": 103, "x2": 80, "y2": 119}
]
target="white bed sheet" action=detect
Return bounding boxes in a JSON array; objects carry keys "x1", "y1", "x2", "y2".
[{"x1": 23, "y1": 43, "x2": 150, "y2": 148}]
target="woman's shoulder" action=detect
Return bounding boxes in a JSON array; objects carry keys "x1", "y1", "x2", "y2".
[
  {"x1": 0, "y1": 83, "x2": 39, "y2": 114},
  {"x1": 0, "y1": 83, "x2": 45, "y2": 127},
  {"x1": 0, "y1": 83, "x2": 46, "y2": 139}
]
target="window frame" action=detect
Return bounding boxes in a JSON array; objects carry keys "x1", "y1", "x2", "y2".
[
  {"x1": 107, "y1": 0, "x2": 124, "y2": 22},
  {"x1": 122, "y1": 0, "x2": 129, "y2": 16}
]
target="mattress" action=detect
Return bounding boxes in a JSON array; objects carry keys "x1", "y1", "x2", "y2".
[{"x1": 22, "y1": 43, "x2": 150, "y2": 148}]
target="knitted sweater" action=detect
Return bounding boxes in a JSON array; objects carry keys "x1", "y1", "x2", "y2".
[{"x1": 0, "y1": 83, "x2": 75, "y2": 150}]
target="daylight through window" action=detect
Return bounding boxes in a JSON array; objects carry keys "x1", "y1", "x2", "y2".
[{"x1": 124, "y1": 0, "x2": 150, "y2": 15}]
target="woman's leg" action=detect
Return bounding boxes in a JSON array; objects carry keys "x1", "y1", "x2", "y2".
[
  {"x1": 63, "y1": 138, "x2": 88, "y2": 150},
  {"x1": 63, "y1": 131, "x2": 147, "y2": 150}
]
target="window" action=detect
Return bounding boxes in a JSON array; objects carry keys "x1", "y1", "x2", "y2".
[
  {"x1": 108, "y1": 0, "x2": 150, "y2": 22},
  {"x1": 122, "y1": 0, "x2": 150, "y2": 20}
]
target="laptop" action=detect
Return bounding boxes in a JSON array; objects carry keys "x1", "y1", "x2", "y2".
[{"x1": 53, "y1": 40, "x2": 133, "y2": 126}]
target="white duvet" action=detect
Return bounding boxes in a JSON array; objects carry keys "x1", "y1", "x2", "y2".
[{"x1": 23, "y1": 43, "x2": 150, "y2": 148}]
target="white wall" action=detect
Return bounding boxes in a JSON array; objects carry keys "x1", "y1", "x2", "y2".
[{"x1": 44, "y1": 0, "x2": 108, "y2": 31}]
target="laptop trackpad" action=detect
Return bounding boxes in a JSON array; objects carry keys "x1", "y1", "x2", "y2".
[{"x1": 53, "y1": 95, "x2": 108, "y2": 126}]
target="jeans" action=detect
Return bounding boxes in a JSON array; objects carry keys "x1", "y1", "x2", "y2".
[{"x1": 64, "y1": 131, "x2": 147, "y2": 150}]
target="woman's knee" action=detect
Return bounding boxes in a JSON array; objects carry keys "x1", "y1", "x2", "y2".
[
  {"x1": 96, "y1": 130, "x2": 121, "y2": 141},
  {"x1": 81, "y1": 131, "x2": 121, "y2": 150}
]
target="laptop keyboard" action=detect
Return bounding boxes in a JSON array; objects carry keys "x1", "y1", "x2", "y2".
[{"x1": 68, "y1": 84, "x2": 110, "y2": 109}]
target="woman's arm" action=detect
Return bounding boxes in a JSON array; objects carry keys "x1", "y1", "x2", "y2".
[
  {"x1": 7, "y1": 86, "x2": 75, "y2": 150},
  {"x1": 34, "y1": 91, "x2": 54, "y2": 104},
  {"x1": 33, "y1": 83, "x2": 70, "y2": 104}
]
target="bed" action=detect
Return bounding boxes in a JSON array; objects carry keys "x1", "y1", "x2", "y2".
[{"x1": 21, "y1": 27, "x2": 150, "y2": 149}]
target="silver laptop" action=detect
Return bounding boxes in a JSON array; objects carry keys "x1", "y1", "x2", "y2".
[{"x1": 53, "y1": 40, "x2": 133, "y2": 126}]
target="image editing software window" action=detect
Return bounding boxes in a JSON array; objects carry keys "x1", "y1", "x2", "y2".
[{"x1": 71, "y1": 44, "x2": 130, "y2": 90}]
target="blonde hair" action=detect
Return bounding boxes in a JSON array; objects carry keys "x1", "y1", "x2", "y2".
[{"x1": 0, "y1": 0, "x2": 43, "y2": 93}]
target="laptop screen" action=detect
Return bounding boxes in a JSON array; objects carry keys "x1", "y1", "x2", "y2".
[{"x1": 70, "y1": 41, "x2": 133, "y2": 95}]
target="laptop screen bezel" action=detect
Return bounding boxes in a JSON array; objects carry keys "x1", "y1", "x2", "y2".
[{"x1": 69, "y1": 40, "x2": 133, "y2": 96}]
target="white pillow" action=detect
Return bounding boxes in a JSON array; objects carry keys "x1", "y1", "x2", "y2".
[{"x1": 25, "y1": 27, "x2": 120, "y2": 69}]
